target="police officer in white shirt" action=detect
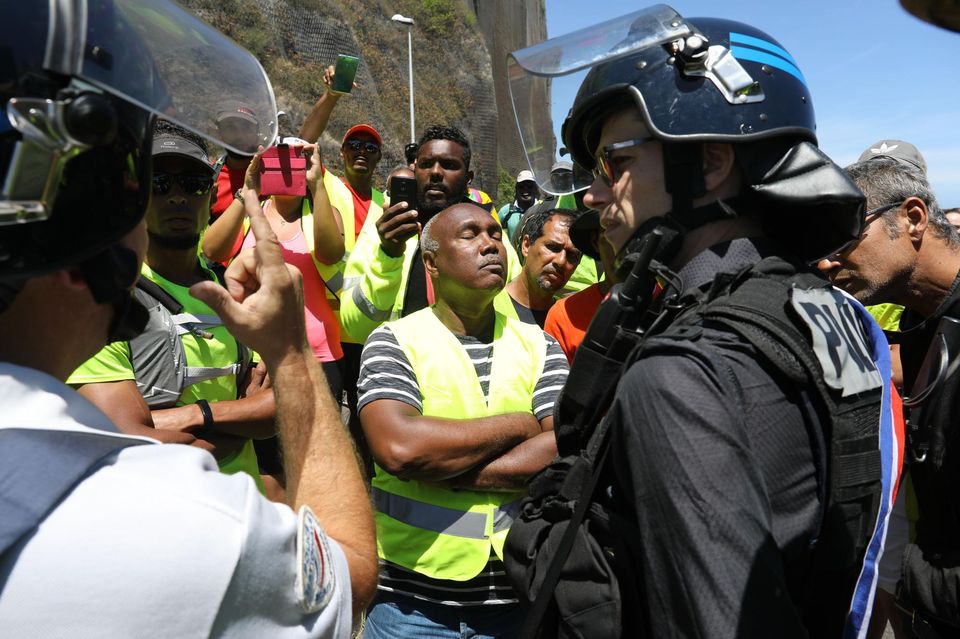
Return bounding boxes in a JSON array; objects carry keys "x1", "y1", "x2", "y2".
[{"x1": 0, "y1": 2, "x2": 376, "y2": 637}]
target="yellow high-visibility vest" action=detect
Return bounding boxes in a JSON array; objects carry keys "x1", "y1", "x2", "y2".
[{"x1": 372, "y1": 306, "x2": 546, "y2": 580}]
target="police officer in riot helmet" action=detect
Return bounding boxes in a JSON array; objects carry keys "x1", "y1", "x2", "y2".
[
  {"x1": 503, "y1": 6, "x2": 898, "y2": 638},
  {"x1": 0, "y1": 2, "x2": 375, "y2": 635}
]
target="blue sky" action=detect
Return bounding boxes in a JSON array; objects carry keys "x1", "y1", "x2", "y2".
[{"x1": 544, "y1": 1, "x2": 960, "y2": 206}]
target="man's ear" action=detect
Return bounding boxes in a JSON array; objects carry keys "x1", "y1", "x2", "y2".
[
  {"x1": 701, "y1": 143, "x2": 737, "y2": 192},
  {"x1": 521, "y1": 234, "x2": 532, "y2": 259},
  {"x1": 903, "y1": 196, "x2": 930, "y2": 240},
  {"x1": 423, "y1": 250, "x2": 439, "y2": 278},
  {"x1": 467, "y1": 169, "x2": 475, "y2": 186}
]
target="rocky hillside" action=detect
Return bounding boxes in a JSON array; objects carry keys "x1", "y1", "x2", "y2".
[{"x1": 183, "y1": 0, "x2": 548, "y2": 204}]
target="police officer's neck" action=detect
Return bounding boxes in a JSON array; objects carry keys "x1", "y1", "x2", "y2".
[
  {"x1": 431, "y1": 293, "x2": 496, "y2": 340},
  {"x1": 0, "y1": 273, "x2": 107, "y2": 381},
  {"x1": 669, "y1": 216, "x2": 765, "y2": 271}
]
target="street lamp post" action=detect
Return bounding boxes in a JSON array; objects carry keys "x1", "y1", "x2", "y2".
[{"x1": 391, "y1": 14, "x2": 416, "y2": 144}]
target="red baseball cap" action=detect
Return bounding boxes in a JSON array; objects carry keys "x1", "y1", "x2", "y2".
[{"x1": 342, "y1": 124, "x2": 382, "y2": 146}]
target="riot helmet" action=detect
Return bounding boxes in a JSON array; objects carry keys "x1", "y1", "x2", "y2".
[
  {"x1": 508, "y1": 4, "x2": 865, "y2": 262},
  {"x1": 0, "y1": 0, "x2": 277, "y2": 312}
]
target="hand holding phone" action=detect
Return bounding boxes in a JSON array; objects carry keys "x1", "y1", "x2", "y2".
[
  {"x1": 330, "y1": 55, "x2": 359, "y2": 95},
  {"x1": 388, "y1": 176, "x2": 418, "y2": 211},
  {"x1": 378, "y1": 176, "x2": 420, "y2": 257}
]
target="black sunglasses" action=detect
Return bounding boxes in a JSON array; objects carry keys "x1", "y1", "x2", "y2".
[
  {"x1": 152, "y1": 172, "x2": 214, "y2": 196},
  {"x1": 343, "y1": 140, "x2": 380, "y2": 154},
  {"x1": 593, "y1": 136, "x2": 657, "y2": 186},
  {"x1": 863, "y1": 201, "x2": 902, "y2": 221}
]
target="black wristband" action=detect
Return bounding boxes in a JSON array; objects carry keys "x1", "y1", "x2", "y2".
[{"x1": 195, "y1": 399, "x2": 215, "y2": 431}]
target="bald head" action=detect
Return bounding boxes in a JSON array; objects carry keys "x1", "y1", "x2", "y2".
[{"x1": 421, "y1": 203, "x2": 506, "y2": 295}]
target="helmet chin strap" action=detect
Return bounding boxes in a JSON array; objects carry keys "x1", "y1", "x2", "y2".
[{"x1": 78, "y1": 246, "x2": 149, "y2": 342}]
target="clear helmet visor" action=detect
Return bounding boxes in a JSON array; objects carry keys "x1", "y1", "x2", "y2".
[
  {"x1": 507, "y1": 4, "x2": 689, "y2": 195},
  {"x1": 75, "y1": 0, "x2": 276, "y2": 154}
]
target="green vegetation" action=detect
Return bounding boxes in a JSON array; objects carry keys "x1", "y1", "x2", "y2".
[
  {"x1": 179, "y1": 0, "x2": 501, "y2": 192},
  {"x1": 496, "y1": 164, "x2": 516, "y2": 211}
]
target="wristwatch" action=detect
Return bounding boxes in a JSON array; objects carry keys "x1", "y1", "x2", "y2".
[{"x1": 234, "y1": 187, "x2": 245, "y2": 204}]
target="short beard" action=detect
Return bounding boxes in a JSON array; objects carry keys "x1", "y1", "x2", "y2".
[
  {"x1": 148, "y1": 230, "x2": 200, "y2": 251},
  {"x1": 535, "y1": 274, "x2": 559, "y2": 293},
  {"x1": 418, "y1": 177, "x2": 469, "y2": 220}
]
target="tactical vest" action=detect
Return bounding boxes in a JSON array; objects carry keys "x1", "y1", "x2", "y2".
[
  {"x1": 504, "y1": 256, "x2": 894, "y2": 639},
  {"x1": 372, "y1": 307, "x2": 546, "y2": 581},
  {"x1": 129, "y1": 268, "x2": 252, "y2": 409}
]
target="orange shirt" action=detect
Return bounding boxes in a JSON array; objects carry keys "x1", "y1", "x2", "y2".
[{"x1": 544, "y1": 282, "x2": 605, "y2": 364}]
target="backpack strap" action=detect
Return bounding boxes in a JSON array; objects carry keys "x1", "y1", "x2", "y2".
[{"x1": 0, "y1": 428, "x2": 147, "y2": 568}]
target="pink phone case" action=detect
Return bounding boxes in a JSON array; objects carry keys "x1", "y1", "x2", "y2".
[{"x1": 260, "y1": 144, "x2": 307, "y2": 196}]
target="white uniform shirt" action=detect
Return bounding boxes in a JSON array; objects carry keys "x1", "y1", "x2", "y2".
[{"x1": 0, "y1": 364, "x2": 352, "y2": 638}]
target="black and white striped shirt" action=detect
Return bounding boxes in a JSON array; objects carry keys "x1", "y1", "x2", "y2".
[{"x1": 357, "y1": 323, "x2": 569, "y2": 606}]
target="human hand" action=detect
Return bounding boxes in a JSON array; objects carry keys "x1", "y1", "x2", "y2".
[
  {"x1": 190, "y1": 197, "x2": 309, "y2": 364},
  {"x1": 322, "y1": 63, "x2": 359, "y2": 95},
  {"x1": 151, "y1": 404, "x2": 205, "y2": 435},
  {"x1": 191, "y1": 433, "x2": 248, "y2": 461},
  {"x1": 242, "y1": 146, "x2": 265, "y2": 198},
  {"x1": 240, "y1": 360, "x2": 272, "y2": 398},
  {"x1": 304, "y1": 143, "x2": 324, "y2": 190},
  {"x1": 322, "y1": 64, "x2": 336, "y2": 94},
  {"x1": 376, "y1": 200, "x2": 420, "y2": 257}
]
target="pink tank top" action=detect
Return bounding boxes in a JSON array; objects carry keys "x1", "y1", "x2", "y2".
[{"x1": 242, "y1": 227, "x2": 343, "y2": 362}]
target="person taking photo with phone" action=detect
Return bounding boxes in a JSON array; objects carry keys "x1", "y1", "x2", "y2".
[{"x1": 204, "y1": 136, "x2": 345, "y2": 386}]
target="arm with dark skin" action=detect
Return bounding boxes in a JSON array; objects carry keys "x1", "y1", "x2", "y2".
[
  {"x1": 303, "y1": 142, "x2": 344, "y2": 265},
  {"x1": 298, "y1": 65, "x2": 343, "y2": 144},
  {"x1": 446, "y1": 418, "x2": 556, "y2": 492},
  {"x1": 75, "y1": 380, "x2": 250, "y2": 460},
  {"x1": 376, "y1": 200, "x2": 420, "y2": 257},
  {"x1": 360, "y1": 398, "x2": 545, "y2": 481},
  {"x1": 202, "y1": 152, "x2": 262, "y2": 263}
]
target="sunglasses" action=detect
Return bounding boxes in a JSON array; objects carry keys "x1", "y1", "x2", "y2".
[
  {"x1": 593, "y1": 136, "x2": 657, "y2": 186},
  {"x1": 863, "y1": 201, "x2": 902, "y2": 221},
  {"x1": 343, "y1": 140, "x2": 380, "y2": 154},
  {"x1": 152, "y1": 172, "x2": 214, "y2": 196}
]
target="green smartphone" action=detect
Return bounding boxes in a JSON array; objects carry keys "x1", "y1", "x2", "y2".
[{"x1": 331, "y1": 54, "x2": 359, "y2": 95}]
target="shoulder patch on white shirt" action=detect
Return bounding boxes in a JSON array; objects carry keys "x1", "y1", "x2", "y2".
[{"x1": 295, "y1": 505, "x2": 336, "y2": 613}]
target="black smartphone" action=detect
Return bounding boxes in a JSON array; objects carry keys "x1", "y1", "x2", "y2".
[{"x1": 389, "y1": 176, "x2": 418, "y2": 211}]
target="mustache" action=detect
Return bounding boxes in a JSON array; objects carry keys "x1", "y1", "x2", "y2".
[{"x1": 479, "y1": 255, "x2": 504, "y2": 268}]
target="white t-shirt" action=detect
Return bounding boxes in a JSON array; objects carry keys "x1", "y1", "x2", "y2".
[{"x1": 0, "y1": 364, "x2": 352, "y2": 638}]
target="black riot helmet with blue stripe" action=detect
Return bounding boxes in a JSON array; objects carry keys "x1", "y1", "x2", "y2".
[
  {"x1": 563, "y1": 17, "x2": 818, "y2": 169},
  {"x1": 508, "y1": 5, "x2": 866, "y2": 261}
]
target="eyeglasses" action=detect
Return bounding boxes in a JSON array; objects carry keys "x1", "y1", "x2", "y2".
[
  {"x1": 820, "y1": 200, "x2": 904, "y2": 261},
  {"x1": 863, "y1": 201, "x2": 902, "y2": 221},
  {"x1": 592, "y1": 136, "x2": 657, "y2": 186},
  {"x1": 343, "y1": 140, "x2": 381, "y2": 154},
  {"x1": 152, "y1": 172, "x2": 214, "y2": 196}
]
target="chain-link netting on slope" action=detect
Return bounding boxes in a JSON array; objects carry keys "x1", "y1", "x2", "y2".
[{"x1": 258, "y1": 0, "x2": 499, "y2": 194}]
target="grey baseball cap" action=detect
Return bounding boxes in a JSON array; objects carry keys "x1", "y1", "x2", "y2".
[
  {"x1": 858, "y1": 139, "x2": 927, "y2": 173},
  {"x1": 152, "y1": 135, "x2": 215, "y2": 175}
]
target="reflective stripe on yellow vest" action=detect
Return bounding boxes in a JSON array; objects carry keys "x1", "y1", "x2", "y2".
[
  {"x1": 373, "y1": 306, "x2": 546, "y2": 581},
  {"x1": 322, "y1": 171, "x2": 383, "y2": 342}
]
